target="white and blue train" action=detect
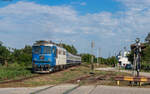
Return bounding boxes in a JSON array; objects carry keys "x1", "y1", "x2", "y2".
[{"x1": 32, "y1": 40, "x2": 81, "y2": 73}]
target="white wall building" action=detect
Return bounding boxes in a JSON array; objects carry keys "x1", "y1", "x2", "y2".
[{"x1": 117, "y1": 50, "x2": 131, "y2": 67}]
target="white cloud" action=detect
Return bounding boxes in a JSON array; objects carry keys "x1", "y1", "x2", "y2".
[
  {"x1": 116, "y1": 0, "x2": 150, "y2": 11},
  {"x1": 0, "y1": 1, "x2": 150, "y2": 57}
]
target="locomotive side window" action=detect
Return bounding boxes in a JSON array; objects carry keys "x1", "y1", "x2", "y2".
[
  {"x1": 43, "y1": 46, "x2": 51, "y2": 54},
  {"x1": 33, "y1": 46, "x2": 41, "y2": 54},
  {"x1": 56, "y1": 48, "x2": 58, "y2": 58},
  {"x1": 52, "y1": 47, "x2": 57, "y2": 57},
  {"x1": 52, "y1": 47, "x2": 55, "y2": 54}
]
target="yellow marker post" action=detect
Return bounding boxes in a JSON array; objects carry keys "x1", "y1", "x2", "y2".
[{"x1": 117, "y1": 80, "x2": 120, "y2": 86}]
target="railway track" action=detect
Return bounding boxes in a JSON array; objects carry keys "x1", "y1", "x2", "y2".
[
  {"x1": 30, "y1": 72, "x2": 93, "y2": 94},
  {"x1": 0, "y1": 74, "x2": 43, "y2": 84}
]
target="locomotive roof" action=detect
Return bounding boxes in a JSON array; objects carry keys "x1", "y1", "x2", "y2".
[
  {"x1": 33, "y1": 40, "x2": 53, "y2": 46},
  {"x1": 33, "y1": 40, "x2": 65, "y2": 50}
]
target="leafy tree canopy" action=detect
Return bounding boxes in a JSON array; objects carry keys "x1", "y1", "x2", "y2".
[
  {"x1": 0, "y1": 46, "x2": 10, "y2": 59},
  {"x1": 61, "y1": 43, "x2": 77, "y2": 55},
  {"x1": 145, "y1": 32, "x2": 150, "y2": 43}
]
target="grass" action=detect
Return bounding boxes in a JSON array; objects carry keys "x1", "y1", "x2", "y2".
[
  {"x1": 0, "y1": 64, "x2": 34, "y2": 82},
  {"x1": 50, "y1": 66, "x2": 90, "y2": 83}
]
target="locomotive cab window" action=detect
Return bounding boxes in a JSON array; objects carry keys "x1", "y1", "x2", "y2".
[
  {"x1": 43, "y1": 46, "x2": 51, "y2": 54},
  {"x1": 33, "y1": 46, "x2": 41, "y2": 54}
]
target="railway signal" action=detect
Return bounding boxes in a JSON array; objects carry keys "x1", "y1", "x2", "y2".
[{"x1": 131, "y1": 38, "x2": 145, "y2": 77}]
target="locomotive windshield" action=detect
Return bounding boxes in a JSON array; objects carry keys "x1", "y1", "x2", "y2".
[
  {"x1": 43, "y1": 46, "x2": 51, "y2": 54},
  {"x1": 33, "y1": 46, "x2": 41, "y2": 54}
]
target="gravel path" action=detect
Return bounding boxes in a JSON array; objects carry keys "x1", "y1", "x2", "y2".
[
  {"x1": 1, "y1": 84, "x2": 150, "y2": 94},
  {"x1": 95, "y1": 67, "x2": 150, "y2": 77}
]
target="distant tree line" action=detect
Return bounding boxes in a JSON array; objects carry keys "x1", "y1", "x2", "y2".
[{"x1": 80, "y1": 53, "x2": 117, "y2": 66}]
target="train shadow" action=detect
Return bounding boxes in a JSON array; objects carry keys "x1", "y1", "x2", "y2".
[{"x1": 25, "y1": 67, "x2": 35, "y2": 73}]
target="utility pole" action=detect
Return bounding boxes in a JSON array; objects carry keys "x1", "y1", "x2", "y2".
[
  {"x1": 97, "y1": 49, "x2": 98, "y2": 66},
  {"x1": 91, "y1": 41, "x2": 94, "y2": 71},
  {"x1": 99, "y1": 48, "x2": 101, "y2": 64},
  {"x1": 97, "y1": 48, "x2": 100, "y2": 66}
]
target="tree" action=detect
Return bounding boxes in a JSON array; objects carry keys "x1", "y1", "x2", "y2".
[
  {"x1": 11, "y1": 45, "x2": 32, "y2": 66},
  {"x1": 80, "y1": 53, "x2": 97, "y2": 63},
  {"x1": 22, "y1": 45, "x2": 32, "y2": 55},
  {"x1": 107, "y1": 56, "x2": 118, "y2": 66},
  {"x1": 0, "y1": 41, "x2": 3, "y2": 46},
  {"x1": 71, "y1": 45, "x2": 77, "y2": 55},
  {"x1": 0, "y1": 46, "x2": 10, "y2": 59},
  {"x1": 127, "y1": 50, "x2": 134, "y2": 64},
  {"x1": 80, "y1": 53, "x2": 92, "y2": 63},
  {"x1": 142, "y1": 46, "x2": 150, "y2": 63},
  {"x1": 0, "y1": 45, "x2": 10, "y2": 66},
  {"x1": 61, "y1": 43, "x2": 78, "y2": 55},
  {"x1": 145, "y1": 32, "x2": 150, "y2": 44}
]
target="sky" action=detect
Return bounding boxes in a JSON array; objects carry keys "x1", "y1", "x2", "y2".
[{"x1": 0, "y1": 0, "x2": 150, "y2": 57}]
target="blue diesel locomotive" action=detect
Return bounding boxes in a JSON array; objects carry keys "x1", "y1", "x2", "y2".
[{"x1": 32, "y1": 40, "x2": 81, "y2": 73}]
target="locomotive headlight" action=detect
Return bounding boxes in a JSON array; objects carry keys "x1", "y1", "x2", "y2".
[
  {"x1": 48, "y1": 59, "x2": 51, "y2": 62},
  {"x1": 34, "y1": 58, "x2": 37, "y2": 61}
]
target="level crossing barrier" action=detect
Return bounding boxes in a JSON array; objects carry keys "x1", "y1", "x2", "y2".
[{"x1": 115, "y1": 76, "x2": 150, "y2": 86}]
